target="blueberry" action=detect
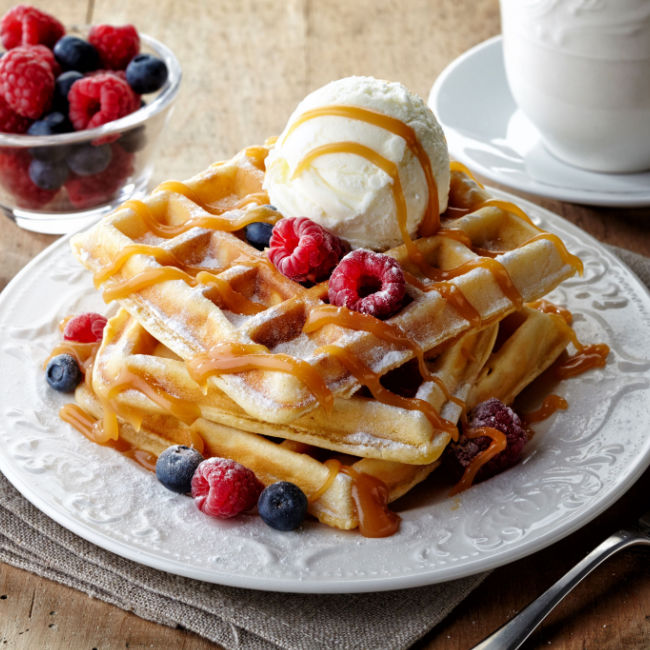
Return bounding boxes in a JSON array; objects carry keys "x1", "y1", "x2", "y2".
[
  {"x1": 155, "y1": 445, "x2": 204, "y2": 494},
  {"x1": 45, "y1": 354, "x2": 82, "y2": 393},
  {"x1": 29, "y1": 159, "x2": 68, "y2": 190},
  {"x1": 53, "y1": 70, "x2": 83, "y2": 111},
  {"x1": 66, "y1": 144, "x2": 112, "y2": 176},
  {"x1": 28, "y1": 112, "x2": 73, "y2": 162},
  {"x1": 126, "y1": 54, "x2": 168, "y2": 94},
  {"x1": 119, "y1": 126, "x2": 147, "y2": 153},
  {"x1": 53, "y1": 36, "x2": 100, "y2": 72},
  {"x1": 28, "y1": 112, "x2": 72, "y2": 136},
  {"x1": 257, "y1": 481, "x2": 308, "y2": 531},
  {"x1": 245, "y1": 221, "x2": 274, "y2": 250}
]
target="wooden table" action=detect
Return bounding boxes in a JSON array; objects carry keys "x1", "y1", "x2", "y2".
[{"x1": 0, "y1": 1, "x2": 648, "y2": 648}]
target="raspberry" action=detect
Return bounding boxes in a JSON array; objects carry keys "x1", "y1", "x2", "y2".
[
  {"x1": 27, "y1": 43, "x2": 61, "y2": 76},
  {"x1": 0, "y1": 47, "x2": 54, "y2": 118},
  {"x1": 268, "y1": 217, "x2": 346, "y2": 283},
  {"x1": 88, "y1": 24, "x2": 140, "y2": 70},
  {"x1": 0, "y1": 95, "x2": 31, "y2": 133},
  {"x1": 0, "y1": 148, "x2": 56, "y2": 208},
  {"x1": 68, "y1": 73, "x2": 139, "y2": 130},
  {"x1": 65, "y1": 142, "x2": 134, "y2": 208},
  {"x1": 0, "y1": 5, "x2": 65, "y2": 50},
  {"x1": 191, "y1": 457, "x2": 264, "y2": 519},
  {"x1": 328, "y1": 249, "x2": 406, "y2": 319},
  {"x1": 63, "y1": 312, "x2": 107, "y2": 343},
  {"x1": 448, "y1": 398, "x2": 528, "y2": 481}
]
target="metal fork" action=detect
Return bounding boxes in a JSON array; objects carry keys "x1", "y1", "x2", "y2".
[{"x1": 472, "y1": 510, "x2": 650, "y2": 650}]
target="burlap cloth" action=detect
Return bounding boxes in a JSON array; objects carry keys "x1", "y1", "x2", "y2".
[{"x1": 0, "y1": 245, "x2": 647, "y2": 650}]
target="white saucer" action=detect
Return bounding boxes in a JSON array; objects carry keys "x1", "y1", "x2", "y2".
[{"x1": 428, "y1": 36, "x2": 650, "y2": 208}]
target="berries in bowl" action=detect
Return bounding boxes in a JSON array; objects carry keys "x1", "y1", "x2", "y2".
[{"x1": 0, "y1": 5, "x2": 181, "y2": 234}]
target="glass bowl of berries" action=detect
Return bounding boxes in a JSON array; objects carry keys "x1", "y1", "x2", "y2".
[{"x1": 0, "y1": 5, "x2": 181, "y2": 234}]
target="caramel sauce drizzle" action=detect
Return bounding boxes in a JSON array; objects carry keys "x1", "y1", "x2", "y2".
[
  {"x1": 308, "y1": 458, "x2": 342, "y2": 503},
  {"x1": 555, "y1": 342, "x2": 610, "y2": 379},
  {"x1": 60, "y1": 404, "x2": 158, "y2": 472},
  {"x1": 314, "y1": 459, "x2": 400, "y2": 537},
  {"x1": 522, "y1": 394, "x2": 568, "y2": 425},
  {"x1": 101, "y1": 265, "x2": 264, "y2": 315},
  {"x1": 106, "y1": 368, "x2": 201, "y2": 425},
  {"x1": 339, "y1": 464, "x2": 401, "y2": 538},
  {"x1": 303, "y1": 305, "x2": 463, "y2": 407},
  {"x1": 315, "y1": 344, "x2": 457, "y2": 438},
  {"x1": 529, "y1": 299, "x2": 573, "y2": 325},
  {"x1": 121, "y1": 197, "x2": 278, "y2": 241},
  {"x1": 521, "y1": 232, "x2": 584, "y2": 276},
  {"x1": 284, "y1": 104, "x2": 440, "y2": 236},
  {"x1": 528, "y1": 302, "x2": 609, "y2": 379},
  {"x1": 433, "y1": 281, "x2": 482, "y2": 328},
  {"x1": 93, "y1": 245, "x2": 183, "y2": 286},
  {"x1": 186, "y1": 342, "x2": 334, "y2": 411},
  {"x1": 450, "y1": 426, "x2": 507, "y2": 495},
  {"x1": 449, "y1": 160, "x2": 484, "y2": 187}
]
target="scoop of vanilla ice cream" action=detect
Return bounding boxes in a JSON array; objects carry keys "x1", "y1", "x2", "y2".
[{"x1": 263, "y1": 76, "x2": 450, "y2": 251}]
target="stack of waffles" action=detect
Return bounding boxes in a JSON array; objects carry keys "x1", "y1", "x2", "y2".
[{"x1": 68, "y1": 144, "x2": 581, "y2": 534}]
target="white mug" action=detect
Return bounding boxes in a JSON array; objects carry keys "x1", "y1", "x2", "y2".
[{"x1": 500, "y1": 0, "x2": 650, "y2": 173}]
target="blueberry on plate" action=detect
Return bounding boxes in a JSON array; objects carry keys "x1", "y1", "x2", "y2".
[
  {"x1": 126, "y1": 54, "x2": 168, "y2": 94},
  {"x1": 155, "y1": 445, "x2": 204, "y2": 494},
  {"x1": 258, "y1": 481, "x2": 308, "y2": 531},
  {"x1": 53, "y1": 36, "x2": 101, "y2": 72},
  {"x1": 29, "y1": 158, "x2": 68, "y2": 190},
  {"x1": 53, "y1": 70, "x2": 84, "y2": 112},
  {"x1": 245, "y1": 221, "x2": 274, "y2": 250},
  {"x1": 66, "y1": 143, "x2": 112, "y2": 176},
  {"x1": 45, "y1": 354, "x2": 82, "y2": 393}
]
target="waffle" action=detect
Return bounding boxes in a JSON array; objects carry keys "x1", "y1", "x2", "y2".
[
  {"x1": 70, "y1": 146, "x2": 581, "y2": 425},
  {"x1": 90, "y1": 308, "x2": 499, "y2": 464},
  {"x1": 71, "y1": 301, "x2": 570, "y2": 531}
]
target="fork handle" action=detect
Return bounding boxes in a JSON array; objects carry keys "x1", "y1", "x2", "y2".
[{"x1": 472, "y1": 529, "x2": 650, "y2": 650}]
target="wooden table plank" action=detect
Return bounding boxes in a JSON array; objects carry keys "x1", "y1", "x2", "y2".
[{"x1": 0, "y1": 1, "x2": 648, "y2": 649}]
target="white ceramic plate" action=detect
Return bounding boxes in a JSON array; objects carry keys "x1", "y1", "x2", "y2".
[
  {"x1": 1, "y1": 199, "x2": 649, "y2": 594},
  {"x1": 428, "y1": 36, "x2": 650, "y2": 207}
]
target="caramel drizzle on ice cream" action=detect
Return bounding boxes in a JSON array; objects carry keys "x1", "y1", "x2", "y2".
[{"x1": 284, "y1": 104, "x2": 441, "y2": 236}]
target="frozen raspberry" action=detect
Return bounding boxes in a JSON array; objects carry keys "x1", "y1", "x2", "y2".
[
  {"x1": 88, "y1": 24, "x2": 140, "y2": 70},
  {"x1": 0, "y1": 5, "x2": 65, "y2": 50},
  {"x1": 63, "y1": 312, "x2": 107, "y2": 343},
  {"x1": 328, "y1": 249, "x2": 406, "y2": 319},
  {"x1": 191, "y1": 457, "x2": 264, "y2": 519},
  {"x1": 0, "y1": 149, "x2": 56, "y2": 208},
  {"x1": 447, "y1": 398, "x2": 528, "y2": 481},
  {"x1": 0, "y1": 95, "x2": 31, "y2": 133},
  {"x1": 268, "y1": 217, "x2": 346, "y2": 283},
  {"x1": 68, "y1": 73, "x2": 139, "y2": 130},
  {"x1": 65, "y1": 142, "x2": 134, "y2": 209},
  {"x1": 0, "y1": 47, "x2": 54, "y2": 118}
]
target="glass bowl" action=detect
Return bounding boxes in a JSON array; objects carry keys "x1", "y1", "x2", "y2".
[{"x1": 0, "y1": 30, "x2": 181, "y2": 234}]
